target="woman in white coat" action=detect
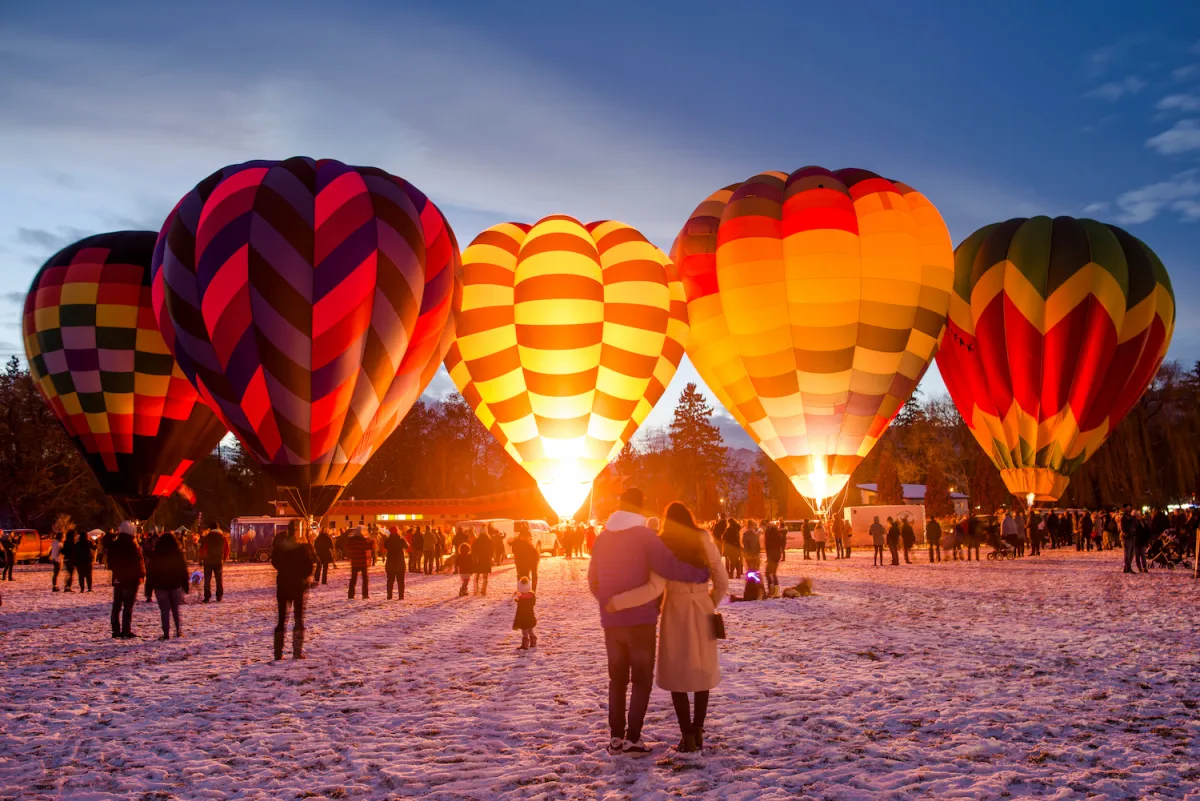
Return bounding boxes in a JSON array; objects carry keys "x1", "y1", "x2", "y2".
[{"x1": 606, "y1": 502, "x2": 728, "y2": 753}]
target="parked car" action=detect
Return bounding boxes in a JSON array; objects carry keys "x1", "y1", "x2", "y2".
[{"x1": 2, "y1": 530, "x2": 52, "y2": 563}]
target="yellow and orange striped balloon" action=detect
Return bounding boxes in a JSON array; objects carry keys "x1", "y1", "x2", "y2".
[{"x1": 445, "y1": 215, "x2": 688, "y2": 518}]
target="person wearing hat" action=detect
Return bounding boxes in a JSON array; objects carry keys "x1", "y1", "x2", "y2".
[
  {"x1": 107, "y1": 522, "x2": 146, "y2": 639},
  {"x1": 513, "y1": 576, "x2": 538, "y2": 651},
  {"x1": 74, "y1": 530, "x2": 97, "y2": 592}
]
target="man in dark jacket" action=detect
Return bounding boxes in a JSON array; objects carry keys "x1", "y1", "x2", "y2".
[
  {"x1": 314, "y1": 528, "x2": 335, "y2": 584},
  {"x1": 384, "y1": 526, "x2": 408, "y2": 600},
  {"x1": 75, "y1": 532, "x2": 96, "y2": 592},
  {"x1": 723, "y1": 518, "x2": 742, "y2": 578},
  {"x1": 511, "y1": 530, "x2": 541, "y2": 592},
  {"x1": 926, "y1": 518, "x2": 942, "y2": 562},
  {"x1": 0, "y1": 532, "x2": 15, "y2": 581},
  {"x1": 471, "y1": 528, "x2": 494, "y2": 596},
  {"x1": 409, "y1": 527, "x2": 424, "y2": 574},
  {"x1": 345, "y1": 527, "x2": 374, "y2": 599},
  {"x1": 900, "y1": 519, "x2": 915, "y2": 564},
  {"x1": 201, "y1": 528, "x2": 229, "y2": 602},
  {"x1": 272, "y1": 520, "x2": 314, "y2": 659},
  {"x1": 107, "y1": 522, "x2": 145, "y2": 638},
  {"x1": 763, "y1": 521, "x2": 785, "y2": 596},
  {"x1": 886, "y1": 518, "x2": 901, "y2": 566},
  {"x1": 870, "y1": 517, "x2": 886, "y2": 565},
  {"x1": 588, "y1": 488, "x2": 710, "y2": 756}
]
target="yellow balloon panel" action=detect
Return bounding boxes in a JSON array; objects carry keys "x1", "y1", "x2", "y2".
[
  {"x1": 447, "y1": 216, "x2": 689, "y2": 516},
  {"x1": 672, "y1": 168, "x2": 953, "y2": 502}
]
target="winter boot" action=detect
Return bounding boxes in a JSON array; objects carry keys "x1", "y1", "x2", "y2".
[
  {"x1": 293, "y1": 628, "x2": 306, "y2": 660},
  {"x1": 529, "y1": 631, "x2": 538, "y2": 648},
  {"x1": 273, "y1": 629, "x2": 285, "y2": 661}
]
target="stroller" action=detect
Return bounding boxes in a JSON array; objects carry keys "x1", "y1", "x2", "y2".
[
  {"x1": 988, "y1": 534, "x2": 1018, "y2": 560},
  {"x1": 1147, "y1": 529, "x2": 1193, "y2": 570}
]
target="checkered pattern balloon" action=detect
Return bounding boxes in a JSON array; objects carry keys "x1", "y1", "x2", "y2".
[
  {"x1": 672, "y1": 168, "x2": 954, "y2": 503},
  {"x1": 935, "y1": 216, "x2": 1175, "y2": 501},
  {"x1": 444, "y1": 216, "x2": 688, "y2": 515},
  {"x1": 22, "y1": 231, "x2": 228, "y2": 520},
  {"x1": 151, "y1": 158, "x2": 459, "y2": 519}
]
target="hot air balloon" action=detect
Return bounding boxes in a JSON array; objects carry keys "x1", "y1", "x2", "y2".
[
  {"x1": 935, "y1": 216, "x2": 1175, "y2": 503},
  {"x1": 22, "y1": 231, "x2": 228, "y2": 520},
  {"x1": 151, "y1": 158, "x2": 459, "y2": 519},
  {"x1": 672, "y1": 168, "x2": 954, "y2": 511},
  {"x1": 444, "y1": 215, "x2": 688, "y2": 519}
]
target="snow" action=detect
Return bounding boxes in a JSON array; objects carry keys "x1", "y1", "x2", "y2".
[{"x1": 1, "y1": 548, "x2": 1198, "y2": 800}]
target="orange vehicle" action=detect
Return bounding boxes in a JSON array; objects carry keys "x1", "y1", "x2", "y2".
[{"x1": 2, "y1": 530, "x2": 53, "y2": 563}]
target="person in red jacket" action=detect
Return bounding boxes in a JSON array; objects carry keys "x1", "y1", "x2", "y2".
[{"x1": 344, "y1": 527, "x2": 374, "y2": 599}]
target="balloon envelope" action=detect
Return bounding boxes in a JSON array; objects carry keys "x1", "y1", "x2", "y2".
[
  {"x1": 935, "y1": 216, "x2": 1175, "y2": 501},
  {"x1": 22, "y1": 231, "x2": 228, "y2": 520},
  {"x1": 152, "y1": 158, "x2": 459, "y2": 519},
  {"x1": 444, "y1": 216, "x2": 688, "y2": 518},
  {"x1": 672, "y1": 168, "x2": 954, "y2": 505}
]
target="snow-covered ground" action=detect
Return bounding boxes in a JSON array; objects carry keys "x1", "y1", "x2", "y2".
[{"x1": 1, "y1": 546, "x2": 1197, "y2": 800}]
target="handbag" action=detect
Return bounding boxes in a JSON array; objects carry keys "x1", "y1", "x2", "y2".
[{"x1": 710, "y1": 612, "x2": 726, "y2": 640}]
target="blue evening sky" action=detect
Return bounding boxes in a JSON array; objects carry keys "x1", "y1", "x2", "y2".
[{"x1": 2, "y1": 0, "x2": 1198, "y2": 445}]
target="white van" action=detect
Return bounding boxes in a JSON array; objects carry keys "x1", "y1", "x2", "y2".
[{"x1": 515, "y1": 519, "x2": 556, "y2": 555}]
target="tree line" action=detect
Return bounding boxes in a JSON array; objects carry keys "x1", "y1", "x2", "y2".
[{"x1": 3, "y1": 354, "x2": 1198, "y2": 531}]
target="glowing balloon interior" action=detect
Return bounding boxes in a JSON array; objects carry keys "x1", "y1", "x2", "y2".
[
  {"x1": 672, "y1": 168, "x2": 954, "y2": 509},
  {"x1": 445, "y1": 215, "x2": 689, "y2": 520}
]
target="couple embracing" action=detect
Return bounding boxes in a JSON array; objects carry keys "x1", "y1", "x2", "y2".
[{"x1": 588, "y1": 488, "x2": 729, "y2": 755}]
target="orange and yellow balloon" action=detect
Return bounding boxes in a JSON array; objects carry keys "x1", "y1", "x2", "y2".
[
  {"x1": 445, "y1": 215, "x2": 688, "y2": 518},
  {"x1": 671, "y1": 168, "x2": 954, "y2": 508}
]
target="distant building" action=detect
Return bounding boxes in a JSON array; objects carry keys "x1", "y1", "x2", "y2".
[{"x1": 856, "y1": 483, "x2": 970, "y2": 517}]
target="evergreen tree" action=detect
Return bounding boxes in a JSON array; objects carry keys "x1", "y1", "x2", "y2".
[
  {"x1": 875, "y1": 449, "x2": 905, "y2": 504},
  {"x1": 668, "y1": 383, "x2": 727, "y2": 507},
  {"x1": 923, "y1": 460, "x2": 955, "y2": 518}
]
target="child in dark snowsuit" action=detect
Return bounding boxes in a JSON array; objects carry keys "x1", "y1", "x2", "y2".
[
  {"x1": 513, "y1": 577, "x2": 537, "y2": 650},
  {"x1": 457, "y1": 542, "x2": 472, "y2": 597}
]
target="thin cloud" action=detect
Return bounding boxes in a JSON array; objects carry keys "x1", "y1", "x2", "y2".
[
  {"x1": 1082, "y1": 201, "x2": 1110, "y2": 215},
  {"x1": 1146, "y1": 119, "x2": 1200, "y2": 155},
  {"x1": 1084, "y1": 76, "x2": 1146, "y2": 101},
  {"x1": 15, "y1": 226, "x2": 92, "y2": 253},
  {"x1": 1086, "y1": 36, "x2": 1148, "y2": 77},
  {"x1": 1158, "y1": 94, "x2": 1200, "y2": 112},
  {"x1": 1112, "y1": 169, "x2": 1200, "y2": 224},
  {"x1": 1174, "y1": 64, "x2": 1200, "y2": 81},
  {"x1": 2, "y1": 291, "x2": 25, "y2": 305}
]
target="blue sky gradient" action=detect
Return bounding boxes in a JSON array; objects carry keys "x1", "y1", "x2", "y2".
[{"x1": 2, "y1": 0, "x2": 1197, "y2": 443}]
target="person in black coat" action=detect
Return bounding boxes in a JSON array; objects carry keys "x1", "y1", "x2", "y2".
[
  {"x1": 272, "y1": 520, "x2": 314, "y2": 660},
  {"x1": 107, "y1": 523, "x2": 145, "y2": 638},
  {"x1": 886, "y1": 518, "x2": 901, "y2": 566},
  {"x1": 314, "y1": 528, "x2": 335, "y2": 585},
  {"x1": 471, "y1": 530, "x2": 493, "y2": 596},
  {"x1": 723, "y1": 518, "x2": 743, "y2": 578},
  {"x1": 511, "y1": 530, "x2": 541, "y2": 592},
  {"x1": 74, "y1": 533, "x2": 96, "y2": 592},
  {"x1": 384, "y1": 526, "x2": 408, "y2": 600},
  {"x1": 456, "y1": 541, "x2": 473, "y2": 597},
  {"x1": 926, "y1": 518, "x2": 942, "y2": 563},
  {"x1": 900, "y1": 519, "x2": 915, "y2": 564},
  {"x1": 763, "y1": 522, "x2": 785, "y2": 596},
  {"x1": 513, "y1": 576, "x2": 537, "y2": 650},
  {"x1": 409, "y1": 528, "x2": 424, "y2": 574},
  {"x1": 146, "y1": 533, "x2": 189, "y2": 640}
]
